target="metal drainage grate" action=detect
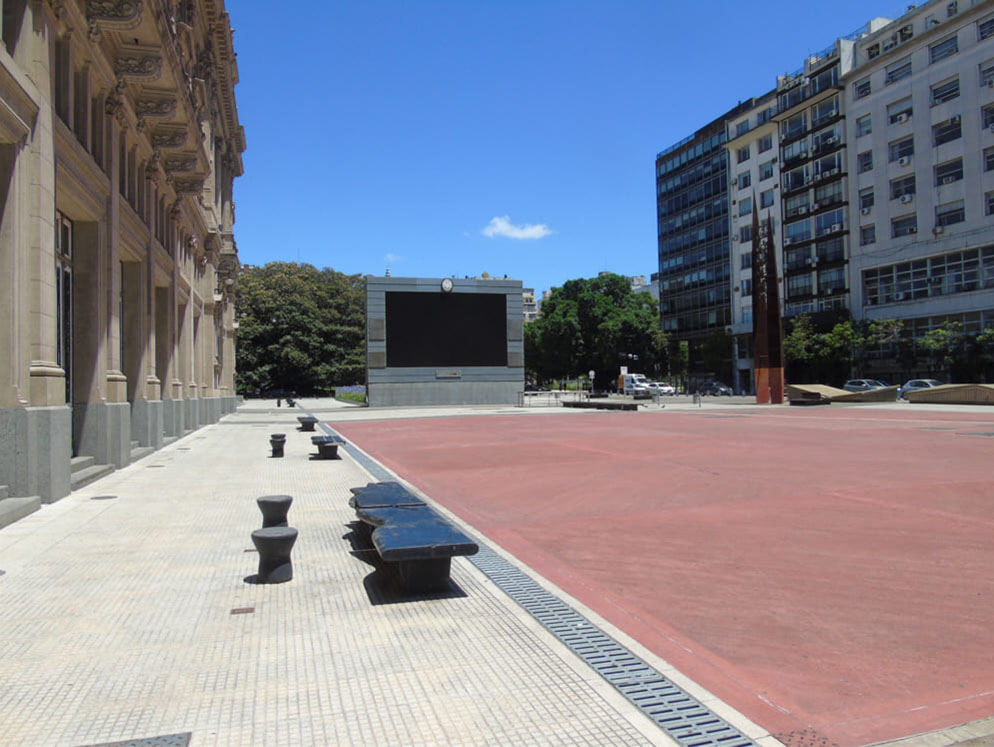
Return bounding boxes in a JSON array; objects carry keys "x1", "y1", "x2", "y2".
[
  {"x1": 76, "y1": 733, "x2": 191, "y2": 747},
  {"x1": 230, "y1": 607, "x2": 255, "y2": 615},
  {"x1": 90, "y1": 495, "x2": 117, "y2": 501},
  {"x1": 318, "y1": 414, "x2": 755, "y2": 746},
  {"x1": 469, "y1": 547, "x2": 754, "y2": 746}
]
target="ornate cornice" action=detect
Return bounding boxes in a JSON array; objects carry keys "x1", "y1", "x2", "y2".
[
  {"x1": 173, "y1": 178, "x2": 204, "y2": 194},
  {"x1": 86, "y1": 0, "x2": 143, "y2": 29},
  {"x1": 164, "y1": 156, "x2": 196, "y2": 173},
  {"x1": 151, "y1": 128, "x2": 188, "y2": 148},
  {"x1": 114, "y1": 53, "x2": 163, "y2": 80},
  {"x1": 135, "y1": 97, "x2": 177, "y2": 117}
]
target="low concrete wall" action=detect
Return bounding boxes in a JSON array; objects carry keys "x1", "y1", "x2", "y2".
[{"x1": 907, "y1": 383, "x2": 994, "y2": 405}]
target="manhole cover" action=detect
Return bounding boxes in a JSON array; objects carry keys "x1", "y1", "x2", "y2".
[{"x1": 773, "y1": 729, "x2": 837, "y2": 747}]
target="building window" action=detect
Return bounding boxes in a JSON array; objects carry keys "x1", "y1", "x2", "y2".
[
  {"x1": 947, "y1": 0, "x2": 958, "y2": 17},
  {"x1": 815, "y1": 208, "x2": 844, "y2": 236},
  {"x1": 859, "y1": 187, "x2": 874, "y2": 209},
  {"x1": 887, "y1": 97, "x2": 913, "y2": 124},
  {"x1": 741, "y1": 279, "x2": 753, "y2": 297},
  {"x1": 886, "y1": 58, "x2": 912, "y2": 85},
  {"x1": 759, "y1": 160, "x2": 774, "y2": 181},
  {"x1": 888, "y1": 136, "x2": 914, "y2": 162},
  {"x1": 856, "y1": 114, "x2": 872, "y2": 137},
  {"x1": 985, "y1": 146, "x2": 994, "y2": 171},
  {"x1": 983, "y1": 104, "x2": 994, "y2": 129},
  {"x1": 890, "y1": 175, "x2": 916, "y2": 200},
  {"x1": 860, "y1": 225, "x2": 876, "y2": 245},
  {"x1": 741, "y1": 252, "x2": 752, "y2": 269},
  {"x1": 936, "y1": 199, "x2": 965, "y2": 227},
  {"x1": 737, "y1": 145, "x2": 750, "y2": 163},
  {"x1": 819, "y1": 267, "x2": 845, "y2": 295},
  {"x1": 736, "y1": 120, "x2": 751, "y2": 136},
  {"x1": 930, "y1": 77, "x2": 960, "y2": 105},
  {"x1": 980, "y1": 59, "x2": 994, "y2": 87},
  {"x1": 785, "y1": 219, "x2": 812, "y2": 244},
  {"x1": 739, "y1": 197, "x2": 752, "y2": 216},
  {"x1": 787, "y1": 274, "x2": 813, "y2": 299},
  {"x1": 760, "y1": 189, "x2": 774, "y2": 209},
  {"x1": 892, "y1": 214, "x2": 918, "y2": 238},
  {"x1": 855, "y1": 79, "x2": 871, "y2": 98},
  {"x1": 986, "y1": 191, "x2": 994, "y2": 216},
  {"x1": 740, "y1": 225, "x2": 753, "y2": 243},
  {"x1": 858, "y1": 151, "x2": 873, "y2": 173},
  {"x1": 739, "y1": 172, "x2": 751, "y2": 189},
  {"x1": 981, "y1": 16, "x2": 994, "y2": 41},
  {"x1": 758, "y1": 134, "x2": 773, "y2": 153},
  {"x1": 929, "y1": 35, "x2": 959, "y2": 64},
  {"x1": 935, "y1": 158, "x2": 964, "y2": 185},
  {"x1": 933, "y1": 117, "x2": 962, "y2": 146}
]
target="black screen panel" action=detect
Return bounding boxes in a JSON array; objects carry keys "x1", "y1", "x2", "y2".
[{"x1": 385, "y1": 291, "x2": 507, "y2": 367}]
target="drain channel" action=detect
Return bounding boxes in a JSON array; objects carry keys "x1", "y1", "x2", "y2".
[{"x1": 318, "y1": 418, "x2": 755, "y2": 747}]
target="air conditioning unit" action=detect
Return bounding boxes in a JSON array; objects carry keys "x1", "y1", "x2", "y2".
[
  {"x1": 827, "y1": 110, "x2": 837, "y2": 118},
  {"x1": 829, "y1": 168, "x2": 838, "y2": 176},
  {"x1": 798, "y1": 205, "x2": 808, "y2": 214},
  {"x1": 896, "y1": 113, "x2": 909, "y2": 123},
  {"x1": 933, "y1": 225, "x2": 944, "y2": 234},
  {"x1": 812, "y1": 202, "x2": 820, "y2": 209},
  {"x1": 826, "y1": 136, "x2": 838, "y2": 145},
  {"x1": 951, "y1": 114, "x2": 961, "y2": 124},
  {"x1": 989, "y1": 123, "x2": 994, "y2": 133},
  {"x1": 806, "y1": 257, "x2": 815, "y2": 265},
  {"x1": 900, "y1": 193, "x2": 914, "y2": 203},
  {"x1": 893, "y1": 291, "x2": 905, "y2": 300},
  {"x1": 942, "y1": 176, "x2": 955, "y2": 184},
  {"x1": 731, "y1": 235, "x2": 738, "y2": 242},
  {"x1": 734, "y1": 285, "x2": 740, "y2": 292},
  {"x1": 860, "y1": 206, "x2": 871, "y2": 215},
  {"x1": 898, "y1": 156, "x2": 911, "y2": 166},
  {"x1": 784, "y1": 237, "x2": 793, "y2": 245},
  {"x1": 929, "y1": 276, "x2": 942, "y2": 284},
  {"x1": 831, "y1": 223, "x2": 842, "y2": 231},
  {"x1": 908, "y1": 226, "x2": 917, "y2": 233},
  {"x1": 987, "y1": 79, "x2": 994, "y2": 88}
]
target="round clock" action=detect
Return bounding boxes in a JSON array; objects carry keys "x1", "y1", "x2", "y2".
[{"x1": 441, "y1": 278, "x2": 454, "y2": 292}]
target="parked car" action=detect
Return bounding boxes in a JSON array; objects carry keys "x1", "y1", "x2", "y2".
[
  {"x1": 699, "y1": 381, "x2": 733, "y2": 396},
  {"x1": 524, "y1": 382, "x2": 549, "y2": 392},
  {"x1": 647, "y1": 382, "x2": 676, "y2": 395},
  {"x1": 842, "y1": 379, "x2": 887, "y2": 392},
  {"x1": 898, "y1": 378, "x2": 943, "y2": 399}
]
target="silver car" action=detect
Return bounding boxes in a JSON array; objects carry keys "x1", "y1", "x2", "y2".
[
  {"x1": 899, "y1": 378, "x2": 943, "y2": 399},
  {"x1": 843, "y1": 379, "x2": 887, "y2": 392}
]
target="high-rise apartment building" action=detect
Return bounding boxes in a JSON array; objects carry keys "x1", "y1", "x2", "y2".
[
  {"x1": 845, "y1": 0, "x2": 994, "y2": 379},
  {"x1": 656, "y1": 0, "x2": 994, "y2": 391}
]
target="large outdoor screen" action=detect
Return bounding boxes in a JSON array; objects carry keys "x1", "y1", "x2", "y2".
[{"x1": 385, "y1": 291, "x2": 508, "y2": 367}]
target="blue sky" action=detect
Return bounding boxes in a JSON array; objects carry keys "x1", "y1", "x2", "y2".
[{"x1": 231, "y1": 1, "x2": 913, "y2": 296}]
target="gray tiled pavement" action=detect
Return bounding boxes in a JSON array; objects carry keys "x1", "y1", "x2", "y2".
[{"x1": 0, "y1": 399, "x2": 689, "y2": 747}]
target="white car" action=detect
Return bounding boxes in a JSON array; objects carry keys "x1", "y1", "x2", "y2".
[{"x1": 647, "y1": 382, "x2": 676, "y2": 395}]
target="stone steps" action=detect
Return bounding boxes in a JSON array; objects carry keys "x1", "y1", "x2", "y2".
[
  {"x1": 130, "y1": 445, "x2": 154, "y2": 462},
  {"x1": 70, "y1": 456, "x2": 114, "y2": 492},
  {"x1": 0, "y1": 485, "x2": 7, "y2": 499},
  {"x1": 0, "y1": 496, "x2": 41, "y2": 529}
]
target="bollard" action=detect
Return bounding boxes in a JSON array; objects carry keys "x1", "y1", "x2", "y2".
[
  {"x1": 257, "y1": 494, "x2": 292, "y2": 527},
  {"x1": 270, "y1": 433, "x2": 286, "y2": 457},
  {"x1": 251, "y1": 527, "x2": 298, "y2": 583}
]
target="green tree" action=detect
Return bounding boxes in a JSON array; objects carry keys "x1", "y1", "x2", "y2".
[
  {"x1": 526, "y1": 274, "x2": 667, "y2": 390},
  {"x1": 235, "y1": 262, "x2": 365, "y2": 395},
  {"x1": 919, "y1": 321, "x2": 964, "y2": 376}
]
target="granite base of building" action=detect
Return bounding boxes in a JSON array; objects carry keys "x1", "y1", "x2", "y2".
[
  {"x1": 131, "y1": 399, "x2": 164, "y2": 450},
  {"x1": 75, "y1": 402, "x2": 132, "y2": 469},
  {"x1": 0, "y1": 405, "x2": 72, "y2": 503},
  {"x1": 368, "y1": 382, "x2": 522, "y2": 407}
]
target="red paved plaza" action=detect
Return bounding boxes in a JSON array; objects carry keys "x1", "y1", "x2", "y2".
[{"x1": 333, "y1": 407, "x2": 994, "y2": 746}]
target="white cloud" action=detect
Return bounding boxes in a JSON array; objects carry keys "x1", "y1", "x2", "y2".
[
  {"x1": 481, "y1": 215, "x2": 552, "y2": 240},
  {"x1": 384, "y1": 252, "x2": 402, "y2": 263}
]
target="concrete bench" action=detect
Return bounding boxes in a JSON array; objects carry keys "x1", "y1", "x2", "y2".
[
  {"x1": 297, "y1": 416, "x2": 318, "y2": 431},
  {"x1": 350, "y1": 483, "x2": 477, "y2": 592}
]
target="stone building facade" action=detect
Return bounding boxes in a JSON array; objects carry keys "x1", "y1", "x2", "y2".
[{"x1": 0, "y1": 0, "x2": 244, "y2": 522}]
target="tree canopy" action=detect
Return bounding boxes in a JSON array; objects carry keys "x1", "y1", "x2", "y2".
[
  {"x1": 524, "y1": 273, "x2": 667, "y2": 390},
  {"x1": 235, "y1": 262, "x2": 365, "y2": 395}
]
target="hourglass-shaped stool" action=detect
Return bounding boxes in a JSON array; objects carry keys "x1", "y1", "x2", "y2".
[
  {"x1": 251, "y1": 527, "x2": 298, "y2": 583},
  {"x1": 257, "y1": 494, "x2": 292, "y2": 528}
]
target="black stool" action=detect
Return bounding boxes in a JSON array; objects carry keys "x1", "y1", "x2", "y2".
[
  {"x1": 251, "y1": 527, "x2": 298, "y2": 583},
  {"x1": 298, "y1": 416, "x2": 317, "y2": 432},
  {"x1": 270, "y1": 433, "x2": 286, "y2": 457},
  {"x1": 257, "y1": 494, "x2": 293, "y2": 527}
]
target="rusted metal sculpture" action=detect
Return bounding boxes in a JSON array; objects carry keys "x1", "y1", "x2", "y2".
[{"x1": 751, "y1": 202, "x2": 784, "y2": 404}]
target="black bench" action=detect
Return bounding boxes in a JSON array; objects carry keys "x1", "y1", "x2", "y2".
[
  {"x1": 349, "y1": 482, "x2": 478, "y2": 592},
  {"x1": 311, "y1": 434, "x2": 346, "y2": 459},
  {"x1": 298, "y1": 416, "x2": 318, "y2": 431}
]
